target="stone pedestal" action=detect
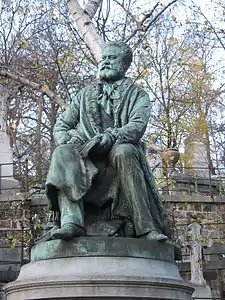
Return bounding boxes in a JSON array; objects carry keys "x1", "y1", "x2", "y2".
[
  {"x1": 4, "y1": 237, "x2": 194, "y2": 300},
  {"x1": 184, "y1": 135, "x2": 209, "y2": 177},
  {"x1": 0, "y1": 84, "x2": 20, "y2": 198}
]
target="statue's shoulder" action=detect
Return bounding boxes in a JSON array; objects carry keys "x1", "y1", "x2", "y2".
[
  {"x1": 124, "y1": 78, "x2": 147, "y2": 94},
  {"x1": 130, "y1": 81, "x2": 149, "y2": 98}
]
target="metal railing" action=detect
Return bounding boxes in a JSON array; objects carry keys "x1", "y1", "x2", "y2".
[{"x1": 1, "y1": 161, "x2": 225, "y2": 196}]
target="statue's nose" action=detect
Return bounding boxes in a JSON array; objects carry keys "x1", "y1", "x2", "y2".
[{"x1": 103, "y1": 57, "x2": 110, "y2": 64}]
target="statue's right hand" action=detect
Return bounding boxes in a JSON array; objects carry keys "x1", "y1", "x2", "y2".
[
  {"x1": 57, "y1": 136, "x2": 70, "y2": 145},
  {"x1": 93, "y1": 133, "x2": 113, "y2": 153},
  {"x1": 67, "y1": 137, "x2": 76, "y2": 144}
]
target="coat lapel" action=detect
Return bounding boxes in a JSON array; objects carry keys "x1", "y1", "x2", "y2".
[
  {"x1": 111, "y1": 78, "x2": 134, "y2": 128},
  {"x1": 85, "y1": 78, "x2": 134, "y2": 133},
  {"x1": 86, "y1": 84, "x2": 103, "y2": 134}
]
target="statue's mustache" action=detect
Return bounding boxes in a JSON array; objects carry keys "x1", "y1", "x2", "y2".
[{"x1": 100, "y1": 66, "x2": 116, "y2": 71}]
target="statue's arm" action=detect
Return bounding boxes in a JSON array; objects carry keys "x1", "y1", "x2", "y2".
[
  {"x1": 106, "y1": 90, "x2": 151, "y2": 144},
  {"x1": 53, "y1": 94, "x2": 80, "y2": 146}
]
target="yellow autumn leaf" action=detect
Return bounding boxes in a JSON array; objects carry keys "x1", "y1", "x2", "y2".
[
  {"x1": 11, "y1": 123, "x2": 17, "y2": 130},
  {"x1": 142, "y1": 69, "x2": 149, "y2": 77},
  {"x1": 168, "y1": 36, "x2": 176, "y2": 45},
  {"x1": 43, "y1": 83, "x2": 49, "y2": 89},
  {"x1": 172, "y1": 15, "x2": 177, "y2": 21},
  {"x1": 68, "y1": 53, "x2": 74, "y2": 63},
  {"x1": 21, "y1": 39, "x2": 29, "y2": 48},
  {"x1": 57, "y1": 56, "x2": 66, "y2": 66},
  {"x1": 191, "y1": 60, "x2": 204, "y2": 72}
]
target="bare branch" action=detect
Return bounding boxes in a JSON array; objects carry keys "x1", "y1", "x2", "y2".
[
  {"x1": 193, "y1": 1, "x2": 225, "y2": 51},
  {"x1": 125, "y1": 0, "x2": 177, "y2": 44},
  {"x1": 113, "y1": 0, "x2": 140, "y2": 26},
  {"x1": 0, "y1": 69, "x2": 65, "y2": 108}
]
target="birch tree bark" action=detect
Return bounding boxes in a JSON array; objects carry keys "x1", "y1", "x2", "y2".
[
  {"x1": 67, "y1": 0, "x2": 104, "y2": 62},
  {"x1": 83, "y1": 0, "x2": 102, "y2": 19}
]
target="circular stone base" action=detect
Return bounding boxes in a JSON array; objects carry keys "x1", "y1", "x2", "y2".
[{"x1": 4, "y1": 238, "x2": 194, "y2": 300}]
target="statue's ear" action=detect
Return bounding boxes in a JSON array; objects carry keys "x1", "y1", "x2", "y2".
[
  {"x1": 123, "y1": 64, "x2": 130, "y2": 72},
  {"x1": 123, "y1": 58, "x2": 131, "y2": 72}
]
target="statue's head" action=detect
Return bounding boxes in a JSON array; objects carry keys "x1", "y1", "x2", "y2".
[{"x1": 99, "y1": 41, "x2": 133, "y2": 82}]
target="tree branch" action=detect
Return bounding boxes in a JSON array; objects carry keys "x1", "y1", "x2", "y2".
[
  {"x1": 0, "y1": 69, "x2": 66, "y2": 108},
  {"x1": 194, "y1": 2, "x2": 225, "y2": 51},
  {"x1": 125, "y1": 0, "x2": 177, "y2": 44},
  {"x1": 113, "y1": 0, "x2": 140, "y2": 26}
]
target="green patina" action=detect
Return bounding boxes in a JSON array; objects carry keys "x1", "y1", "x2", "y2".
[
  {"x1": 31, "y1": 237, "x2": 175, "y2": 262},
  {"x1": 37, "y1": 42, "x2": 169, "y2": 253}
]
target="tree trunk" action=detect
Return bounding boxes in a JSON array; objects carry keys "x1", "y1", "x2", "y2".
[
  {"x1": 67, "y1": 0, "x2": 105, "y2": 62},
  {"x1": 83, "y1": 0, "x2": 102, "y2": 19}
]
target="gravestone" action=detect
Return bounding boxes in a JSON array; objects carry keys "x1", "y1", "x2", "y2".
[{"x1": 188, "y1": 222, "x2": 213, "y2": 299}]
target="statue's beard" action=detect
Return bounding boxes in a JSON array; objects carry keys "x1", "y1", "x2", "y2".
[{"x1": 99, "y1": 67, "x2": 124, "y2": 82}]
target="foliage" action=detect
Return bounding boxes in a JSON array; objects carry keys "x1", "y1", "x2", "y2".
[{"x1": 0, "y1": 0, "x2": 97, "y2": 184}]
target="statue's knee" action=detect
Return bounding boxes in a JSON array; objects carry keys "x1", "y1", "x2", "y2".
[
  {"x1": 53, "y1": 144, "x2": 78, "y2": 156},
  {"x1": 53, "y1": 144, "x2": 68, "y2": 155},
  {"x1": 110, "y1": 144, "x2": 136, "y2": 166}
]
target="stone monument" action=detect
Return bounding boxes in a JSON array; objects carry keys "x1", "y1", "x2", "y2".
[
  {"x1": 184, "y1": 134, "x2": 209, "y2": 177},
  {"x1": 0, "y1": 85, "x2": 19, "y2": 197},
  {"x1": 4, "y1": 42, "x2": 193, "y2": 299},
  {"x1": 0, "y1": 85, "x2": 22, "y2": 300}
]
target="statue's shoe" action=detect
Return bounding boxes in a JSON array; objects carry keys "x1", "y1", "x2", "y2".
[
  {"x1": 142, "y1": 230, "x2": 168, "y2": 242},
  {"x1": 35, "y1": 225, "x2": 59, "y2": 244},
  {"x1": 51, "y1": 223, "x2": 86, "y2": 241}
]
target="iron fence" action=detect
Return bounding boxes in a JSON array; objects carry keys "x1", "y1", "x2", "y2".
[{"x1": 1, "y1": 161, "x2": 225, "y2": 196}]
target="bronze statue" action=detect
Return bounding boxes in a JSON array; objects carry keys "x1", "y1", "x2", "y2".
[{"x1": 44, "y1": 41, "x2": 168, "y2": 242}]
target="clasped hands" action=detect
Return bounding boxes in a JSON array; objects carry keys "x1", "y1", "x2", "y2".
[
  {"x1": 64, "y1": 132, "x2": 115, "y2": 154},
  {"x1": 91, "y1": 133, "x2": 115, "y2": 153}
]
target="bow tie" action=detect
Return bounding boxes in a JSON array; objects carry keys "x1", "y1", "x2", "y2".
[
  {"x1": 101, "y1": 83, "x2": 118, "y2": 97},
  {"x1": 98, "y1": 83, "x2": 118, "y2": 116}
]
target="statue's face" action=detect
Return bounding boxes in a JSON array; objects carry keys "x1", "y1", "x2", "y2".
[{"x1": 99, "y1": 46, "x2": 126, "y2": 82}]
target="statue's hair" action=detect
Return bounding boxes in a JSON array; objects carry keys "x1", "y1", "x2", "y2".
[{"x1": 104, "y1": 41, "x2": 133, "y2": 70}]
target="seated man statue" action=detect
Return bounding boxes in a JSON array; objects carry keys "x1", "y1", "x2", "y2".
[{"x1": 45, "y1": 41, "x2": 168, "y2": 242}]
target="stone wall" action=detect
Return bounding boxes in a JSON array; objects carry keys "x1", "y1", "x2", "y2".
[
  {"x1": 164, "y1": 194, "x2": 225, "y2": 244},
  {"x1": 0, "y1": 196, "x2": 31, "y2": 289},
  {"x1": 2, "y1": 192, "x2": 225, "y2": 257},
  {"x1": 1, "y1": 193, "x2": 225, "y2": 257},
  {"x1": 164, "y1": 194, "x2": 225, "y2": 298}
]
